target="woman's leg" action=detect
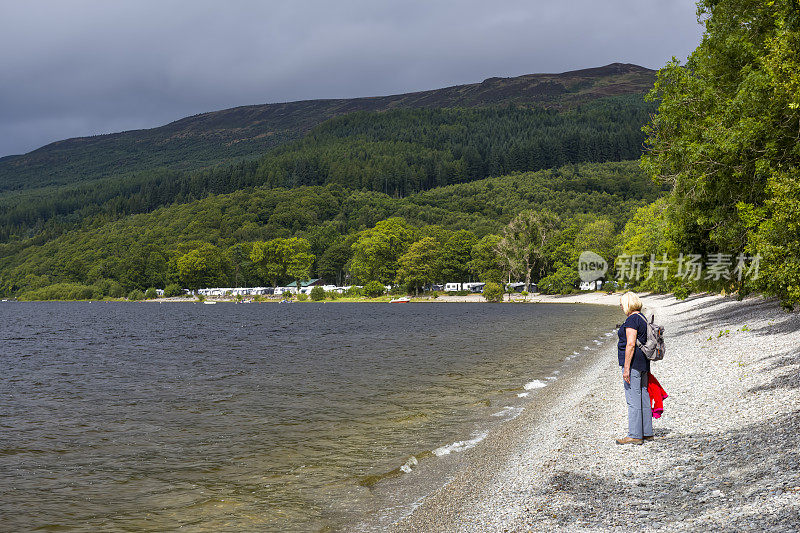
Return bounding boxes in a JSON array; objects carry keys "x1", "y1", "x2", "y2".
[
  {"x1": 624, "y1": 369, "x2": 644, "y2": 439},
  {"x1": 641, "y1": 371, "x2": 653, "y2": 438}
]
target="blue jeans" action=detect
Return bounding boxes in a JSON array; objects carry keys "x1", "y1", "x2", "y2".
[{"x1": 623, "y1": 368, "x2": 653, "y2": 439}]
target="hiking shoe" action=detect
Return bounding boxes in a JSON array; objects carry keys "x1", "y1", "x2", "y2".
[
  {"x1": 615, "y1": 437, "x2": 643, "y2": 445},
  {"x1": 643, "y1": 436, "x2": 654, "y2": 441}
]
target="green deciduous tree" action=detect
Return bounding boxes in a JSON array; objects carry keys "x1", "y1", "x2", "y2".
[
  {"x1": 225, "y1": 242, "x2": 254, "y2": 287},
  {"x1": 317, "y1": 240, "x2": 352, "y2": 285},
  {"x1": 468, "y1": 234, "x2": 504, "y2": 283},
  {"x1": 363, "y1": 280, "x2": 386, "y2": 298},
  {"x1": 496, "y1": 210, "x2": 560, "y2": 290},
  {"x1": 350, "y1": 217, "x2": 415, "y2": 283},
  {"x1": 127, "y1": 289, "x2": 145, "y2": 301},
  {"x1": 574, "y1": 218, "x2": 616, "y2": 262},
  {"x1": 482, "y1": 282, "x2": 504, "y2": 302},
  {"x1": 310, "y1": 286, "x2": 325, "y2": 301},
  {"x1": 617, "y1": 198, "x2": 681, "y2": 293},
  {"x1": 397, "y1": 237, "x2": 441, "y2": 295},
  {"x1": 250, "y1": 237, "x2": 314, "y2": 288},
  {"x1": 250, "y1": 239, "x2": 291, "y2": 286},
  {"x1": 176, "y1": 243, "x2": 226, "y2": 290},
  {"x1": 438, "y1": 229, "x2": 478, "y2": 282},
  {"x1": 286, "y1": 237, "x2": 315, "y2": 290},
  {"x1": 641, "y1": 0, "x2": 800, "y2": 307},
  {"x1": 163, "y1": 283, "x2": 184, "y2": 298}
]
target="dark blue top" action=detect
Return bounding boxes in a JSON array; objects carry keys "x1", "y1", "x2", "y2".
[{"x1": 617, "y1": 312, "x2": 650, "y2": 373}]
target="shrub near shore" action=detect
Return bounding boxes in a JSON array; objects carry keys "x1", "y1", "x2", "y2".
[{"x1": 483, "y1": 282, "x2": 504, "y2": 302}]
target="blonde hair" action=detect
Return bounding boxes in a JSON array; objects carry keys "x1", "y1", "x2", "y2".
[{"x1": 619, "y1": 291, "x2": 643, "y2": 315}]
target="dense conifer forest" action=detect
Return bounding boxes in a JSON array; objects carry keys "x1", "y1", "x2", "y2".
[{"x1": 0, "y1": 95, "x2": 651, "y2": 243}]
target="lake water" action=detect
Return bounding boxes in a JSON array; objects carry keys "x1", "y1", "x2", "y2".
[{"x1": 0, "y1": 301, "x2": 618, "y2": 531}]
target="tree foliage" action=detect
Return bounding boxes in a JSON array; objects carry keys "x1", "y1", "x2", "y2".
[
  {"x1": 639, "y1": 0, "x2": 800, "y2": 308},
  {"x1": 250, "y1": 237, "x2": 314, "y2": 287},
  {"x1": 177, "y1": 243, "x2": 225, "y2": 290},
  {"x1": 310, "y1": 286, "x2": 325, "y2": 301},
  {"x1": 363, "y1": 281, "x2": 386, "y2": 298},
  {"x1": 0, "y1": 97, "x2": 653, "y2": 244},
  {"x1": 350, "y1": 218, "x2": 416, "y2": 283},
  {"x1": 497, "y1": 210, "x2": 561, "y2": 289},
  {"x1": 482, "y1": 282, "x2": 504, "y2": 302},
  {"x1": 0, "y1": 161, "x2": 659, "y2": 298},
  {"x1": 397, "y1": 237, "x2": 441, "y2": 294}
]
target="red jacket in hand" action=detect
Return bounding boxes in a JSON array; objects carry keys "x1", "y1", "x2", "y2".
[{"x1": 648, "y1": 373, "x2": 668, "y2": 419}]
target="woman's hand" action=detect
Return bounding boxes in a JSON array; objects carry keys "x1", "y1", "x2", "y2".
[{"x1": 623, "y1": 366, "x2": 631, "y2": 384}]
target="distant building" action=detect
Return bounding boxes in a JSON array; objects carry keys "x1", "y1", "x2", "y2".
[
  {"x1": 286, "y1": 279, "x2": 325, "y2": 289},
  {"x1": 505, "y1": 282, "x2": 538, "y2": 293},
  {"x1": 197, "y1": 286, "x2": 274, "y2": 296},
  {"x1": 579, "y1": 280, "x2": 603, "y2": 291},
  {"x1": 464, "y1": 282, "x2": 485, "y2": 293}
]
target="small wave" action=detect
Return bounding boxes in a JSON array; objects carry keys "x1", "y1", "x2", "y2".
[
  {"x1": 593, "y1": 339, "x2": 603, "y2": 345},
  {"x1": 517, "y1": 392, "x2": 529, "y2": 398},
  {"x1": 358, "y1": 452, "x2": 433, "y2": 487},
  {"x1": 605, "y1": 332, "x2": 614, "y2": 337},
  {"x1": 552, "y1": 370, "x2": 560, "y2": 375},
  {"x1": 399, "y1": 455, "x2": 418, "y2": 473},
  {"x1": 584, "y1": 345, "x2": 592, "y2": 350},
  {"x1": 432, "y1": 432, "x2": 488, "y2": 456},
  {"x1": 573, "y1": 351, "x2": 580, "y2": 355},
  {"x1": 524, "y1": 379, "x2": 547, "y2": 390},
  {"x1": 491, "y1": 406, "x2": 524, "y2": 420}
]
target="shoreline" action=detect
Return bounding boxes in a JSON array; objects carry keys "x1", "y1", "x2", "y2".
[
  {"x1": 139, "y1": 291, "x2": 626, "y2": 304},
  {"x1": 2, "y1": 292, "x2": 715, "y2": 306},
  {"x1": 348, "y1": 303, "x2": 619, "y2": 531},
  {"x1": 382, "y1": 292, "x2": 800, "y2": 531}
]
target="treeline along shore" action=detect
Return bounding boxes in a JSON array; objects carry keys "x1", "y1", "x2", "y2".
[{"x1": 382, "y1": 292, "x2": 800, "y2": 532}]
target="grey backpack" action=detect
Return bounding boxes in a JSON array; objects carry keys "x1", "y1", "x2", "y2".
[{"x1": 636, "y1": 312, "x2": 665, "y2": 361}]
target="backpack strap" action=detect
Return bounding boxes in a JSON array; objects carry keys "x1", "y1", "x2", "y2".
[{"x1": 634, "y1": 312, "x2": 650, "y2": 348}]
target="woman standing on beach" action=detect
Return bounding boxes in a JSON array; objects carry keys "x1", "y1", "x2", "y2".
[{"x1": 616, "y1": 292, "x2": 653, "y2": 445}]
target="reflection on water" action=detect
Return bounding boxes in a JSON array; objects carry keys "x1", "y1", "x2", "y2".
[{"x1": 0, "y1": 301, "x2": 616, "y2": 531}]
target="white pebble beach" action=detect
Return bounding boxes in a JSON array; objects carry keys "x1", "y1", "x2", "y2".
[{"x1": 385, "y1": 292, "x2": 800, "y2": 531}]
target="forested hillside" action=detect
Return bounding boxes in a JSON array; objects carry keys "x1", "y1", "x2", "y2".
[
  {"x1": 0, "y1": 95, "x2": 653, "y2": 243},
  {"x1": 0, "y1": 63, "x2": 665, "y2": 300},
  {"x1": 3, "y1": 3, "x2": 796, "y2": 308},
  {"x1": 0, "y1": 161, "x2": 662, "y2": 298},
  {"x1": 0, "y1": 63, "x2": 654, "y2": 193}
]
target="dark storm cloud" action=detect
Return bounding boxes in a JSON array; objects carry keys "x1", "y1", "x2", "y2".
[{"x1": 0, "y1": 0, "x2": 703, "y2": 157}]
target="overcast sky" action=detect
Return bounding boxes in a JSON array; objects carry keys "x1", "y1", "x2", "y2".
[{"x1": 0, "y1": 0, "x2": 703, "y2": 157}]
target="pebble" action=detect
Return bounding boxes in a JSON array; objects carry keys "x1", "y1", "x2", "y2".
[{"x1": 389, "y1": 294, "x2": 800, "y2": 532}]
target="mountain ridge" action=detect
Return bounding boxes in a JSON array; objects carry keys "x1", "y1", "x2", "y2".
[{"x1": 0, "y1": 63, "x2": 655, "y2": 192}]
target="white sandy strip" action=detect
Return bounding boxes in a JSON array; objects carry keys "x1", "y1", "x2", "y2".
[{"x1": 390, "y1": 293, "x2": 800, "y2": 532}]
